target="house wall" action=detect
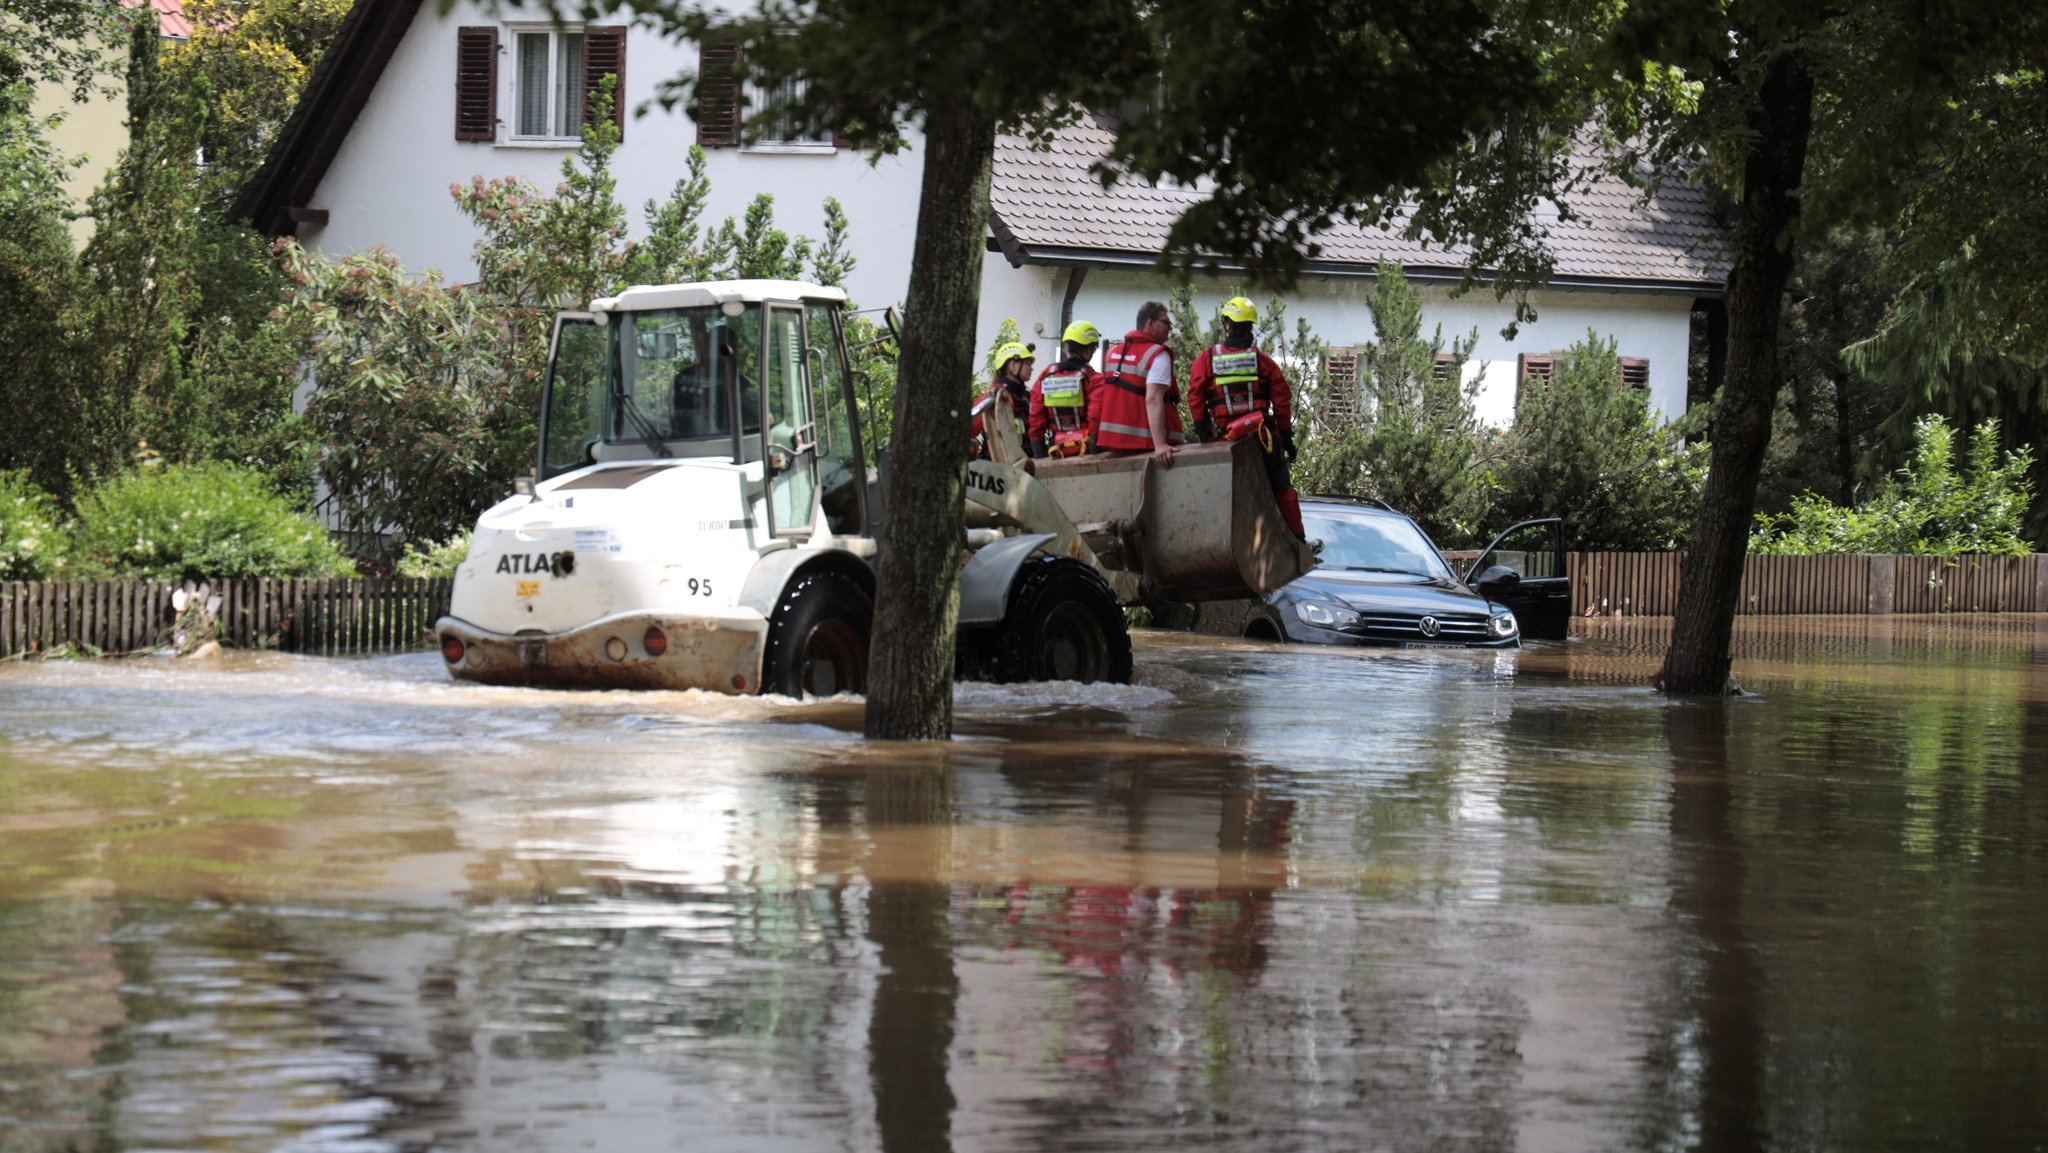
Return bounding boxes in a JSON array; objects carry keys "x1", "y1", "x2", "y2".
[
  {"x1": 982, "y1": 266, "x2": 1699, "y2": 424},
  {"x1": 33, "y1": 75, "x2": 128, "y2": 246},
  {"x1": 297, "y1": 2, "x2": 924, "y2": 310}
]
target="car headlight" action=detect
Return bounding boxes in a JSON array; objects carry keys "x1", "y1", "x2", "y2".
[
  {"x1": 1489, "y1": 611, "x2": 1518, "y2": 638},
  {"x1": 1295, "y1": 601, "x2": 1359, "y2": 628}
]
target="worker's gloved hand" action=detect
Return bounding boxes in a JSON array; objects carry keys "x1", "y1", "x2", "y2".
[
  {"x1": 1278, "y1": 426, "x2": 1297, "y2": 462},
  {"x1": 1026, "y1": 439, "x2": 1047, "y2": 459},
  {"x1": 1192, "y1": 418, "x2": 1217, "y2": 443}
]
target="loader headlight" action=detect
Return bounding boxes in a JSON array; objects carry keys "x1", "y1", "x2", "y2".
[
  {"x1": 1489, "y1": 611, "x2": 1518, "y2": 638},
  {"x1": 1295, "y1": 601, "x2": 1358, "y2": 629}
]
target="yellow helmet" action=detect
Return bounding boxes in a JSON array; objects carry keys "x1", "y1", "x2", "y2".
[
  {"x1": 1220, "y1": 297, "x2": 1258, "y2": 324},
  {"x1": 993, "y1": 341, "x2": 1034, "y2": 368},
  {"x1": 1061, "y1": 320, "x2": 1103, "y2": 346}
]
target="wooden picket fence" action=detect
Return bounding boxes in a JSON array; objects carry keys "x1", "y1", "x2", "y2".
[
  {"x1": 1568, "y1": 552, "x2": 2048, "y2": 617},
  {"x1": 1, "y1": 577, "x2": 452, "y2": 658}
]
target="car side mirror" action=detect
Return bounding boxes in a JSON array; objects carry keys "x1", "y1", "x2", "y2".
[{"x1": 1474, "y1": 564, "x2": 1521, "y2": 593}]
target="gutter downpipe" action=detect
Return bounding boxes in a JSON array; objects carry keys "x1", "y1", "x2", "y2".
[{"x1": 1059, "y1": 267, "x2": 1089, "y2": 337}]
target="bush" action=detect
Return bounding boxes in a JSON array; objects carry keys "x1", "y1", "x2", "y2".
[
  {"x1": 0, "y1": 470, "x2": 70, "y2": 580},
  {"x1": 395, "y1": 532, "x2": 469, "y2": 578},
  {"x1": 1297, "y1": 262, "x2": 1495, "y2": 547},
  {"x1": 1490, "y1": 330, "x2": 1709, "y2": 551},
  {"x1": 70, "y1": 461, "x2": 357, "y2": 580},
  {"x1": 1751, "y1": 415, "x2": 2035, "y2": 555}
]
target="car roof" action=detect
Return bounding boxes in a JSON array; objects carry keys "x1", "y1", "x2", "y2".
[{"x1": 1301, "y1": 495, "x2": 1406, "y2": 517}]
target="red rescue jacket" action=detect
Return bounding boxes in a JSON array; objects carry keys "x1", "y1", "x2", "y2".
[
  {"x1": 970, "y1": 377, "x2": 1030, "y2": 459},
  {"x1": 1094, "y1": 332, "x2": 1185, "y2": 452},
  {"x1": 1028, "y1": 361, "x2": 1101, "y2": 457},
  {"x1": 1188, "y1": 342, "x2": 1293, "y2": 432}
]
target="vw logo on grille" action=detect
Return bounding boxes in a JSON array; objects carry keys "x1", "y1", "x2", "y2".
[{"x1": 1418, "y1": 615, "x2": 1441, "y2": 637}]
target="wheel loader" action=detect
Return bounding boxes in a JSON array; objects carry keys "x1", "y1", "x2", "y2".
[{"x1": 434, "y1": 279, "x2": 1314, "y2": 695}]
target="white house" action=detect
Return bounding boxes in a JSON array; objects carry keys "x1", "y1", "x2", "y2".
[{"x1": 237, "y1": 0, "x2": 1731, "y2": 424}]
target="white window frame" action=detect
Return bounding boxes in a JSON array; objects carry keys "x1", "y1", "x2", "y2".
[
  {"x1": 741, "y1": 74, "x2": 836, "y2": 155},
  {"x1": 503, "y1": 23, "x2": 587, "y2": 146}
]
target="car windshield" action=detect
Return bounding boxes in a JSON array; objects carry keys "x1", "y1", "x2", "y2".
[{"x1": 1303, "y1": 508, "x2": 1454, "y2": 580}]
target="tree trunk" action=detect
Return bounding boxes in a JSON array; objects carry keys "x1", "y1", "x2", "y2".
[
  {"x1": 1660, "y1": 46, "x2": 1816, "y2": 694},
  {"x1": 864, "y1": 101, "x2": 995, "y2": 739}
]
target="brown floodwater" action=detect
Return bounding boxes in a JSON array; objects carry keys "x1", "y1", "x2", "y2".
[{"x1": 3, "y1": 616, "x2": 2047, "y2": 1152}]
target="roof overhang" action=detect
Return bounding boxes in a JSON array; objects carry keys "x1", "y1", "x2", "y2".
[{"x1": 232, "y1": 0, "x2": 424, "y2": 236}]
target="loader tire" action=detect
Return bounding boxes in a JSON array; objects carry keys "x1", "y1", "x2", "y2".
[
  {"x1": 995, "y1": 557, "x2": 1132, "y2": 684},
  {"x1": 762, "y1": 570, "x2": 872, "y2": 698}
]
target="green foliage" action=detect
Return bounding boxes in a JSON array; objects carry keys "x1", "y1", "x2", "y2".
[
  {"x1": 847, "y1": 313, "x2": 900, "y2": 464},
  {"x1": 1297, "y1": 262, "x2": 1494, "y2": 548},
  {"x1": 37, "y1": 23, "x2": 308, "y2": 498},
  {"x1": 1756, "y1": 228, "x2": 1904, "y2": 515},
  {"x1": 1752, "y1": 416, "x2": 2035, "y2": 556},
  {"x1": 1493, "y1": 331, "x2": 1709, "y2": 551},
  {"x1": 276, "y1": 244, "x2": 505, "y2": 544},
  {"x1": 0, "y1": 470, "x2": 69, "y2": 579},
  {"x1": 622, "y1": 144, "x2": 713, "y2": 286},
  {"x1": 621, "y1": 142, "x2": 859, "y2": 292},
  {"x1": 69, "y1": 460, "x2": 356, "y2": 580},
  {"x1": 161, "y1": 0, "x2": 352, "y2": 209},
  {"x1": 453, "y1": 74, "x2": 630, "y2": 315},
  {"x1": 0, "y1": 0, "x2": 123, "y2": 101},
  {"x1": 0, "y1": 86, "x2": 89, "y2": 495},
  {"x1": 395, "y1": 532, "x2": 470, "y2": 579},
  {"x1": 980, "y1": 316, "x2": 1026, "y2": 380}
]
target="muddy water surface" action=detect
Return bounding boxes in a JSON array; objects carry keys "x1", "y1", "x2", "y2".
[{"x1": 4, "y1": 617, "x2": 2047, "y2": 1152}]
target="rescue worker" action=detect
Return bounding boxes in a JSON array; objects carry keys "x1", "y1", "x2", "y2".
[
  {"x1": 970, "y1": 341, "x2": 1035, "y2": 460},
  {"x1": 1095, "y1": 301, "x2": 1185, "y2": 466},
  {"x1": 1188, "y1": 297, "x2": 1305, "y2": 538},
  {"x1": 1028, "y1": 321, "x2": 1107, "y2": 459}
]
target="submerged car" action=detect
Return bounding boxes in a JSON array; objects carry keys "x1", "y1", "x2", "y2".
[{"x1": 1195, "y1": 498, "x2": 1570, "y2": 646}]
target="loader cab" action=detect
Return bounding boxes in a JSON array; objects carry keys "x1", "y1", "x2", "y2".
[{"x1": 538, "y1": 280, "x2": 869, "y2": 539}]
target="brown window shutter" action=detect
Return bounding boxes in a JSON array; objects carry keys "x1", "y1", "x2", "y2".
[
  {"x1": 582, "y1": 27, "x2": 627, "y2": 138},
  {"x1": 1431, "y1": 352, "x2": 1458, "y2": 383},
  {"x1": 1515, "y1": 353, "x2": 1554, "y2": 411},
  {"x1": 455, "y1": 27, "x2": 497, "y2": 141},
  {"x1": 1619, "y1": 357, "x2": 1649, "y2": 391},
  {"x1": 695, "y1": 36, "x2": 741, "y2": 147}
]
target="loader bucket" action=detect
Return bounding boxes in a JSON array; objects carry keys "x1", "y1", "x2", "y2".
[{"x1": 1029, "y1": 440, "x2": 1316, "y2": 604}]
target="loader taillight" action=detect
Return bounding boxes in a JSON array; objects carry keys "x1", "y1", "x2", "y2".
[
  {"x1": 441, "y1": 636, "x2": 465, "y2": 664},
  {"x1": 643, "y1": 627, "x2": 669, "y2": 657}
]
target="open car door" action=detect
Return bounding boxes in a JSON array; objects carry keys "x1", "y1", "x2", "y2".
[{"x1": 1467, "y1": 518, "x2": 1570, "y2": 640}]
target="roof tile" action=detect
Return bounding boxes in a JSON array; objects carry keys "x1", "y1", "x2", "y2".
[{"x1": 991, "y1": 122, "x2": 1730, "y2": 288}]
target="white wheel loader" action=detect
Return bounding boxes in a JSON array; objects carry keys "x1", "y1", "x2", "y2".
[{"x1": 434, "y1": 279, "x2": 1314, "y2": 695}]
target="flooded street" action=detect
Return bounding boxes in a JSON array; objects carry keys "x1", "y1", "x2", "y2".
[{"x1": 4, "y1": 617, "x2": 2047, "y2": 1152}]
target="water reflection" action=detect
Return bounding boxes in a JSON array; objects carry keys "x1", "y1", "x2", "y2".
[{"x1": 2, "y1": 618, "x2": 2047, "y2": 1150}]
